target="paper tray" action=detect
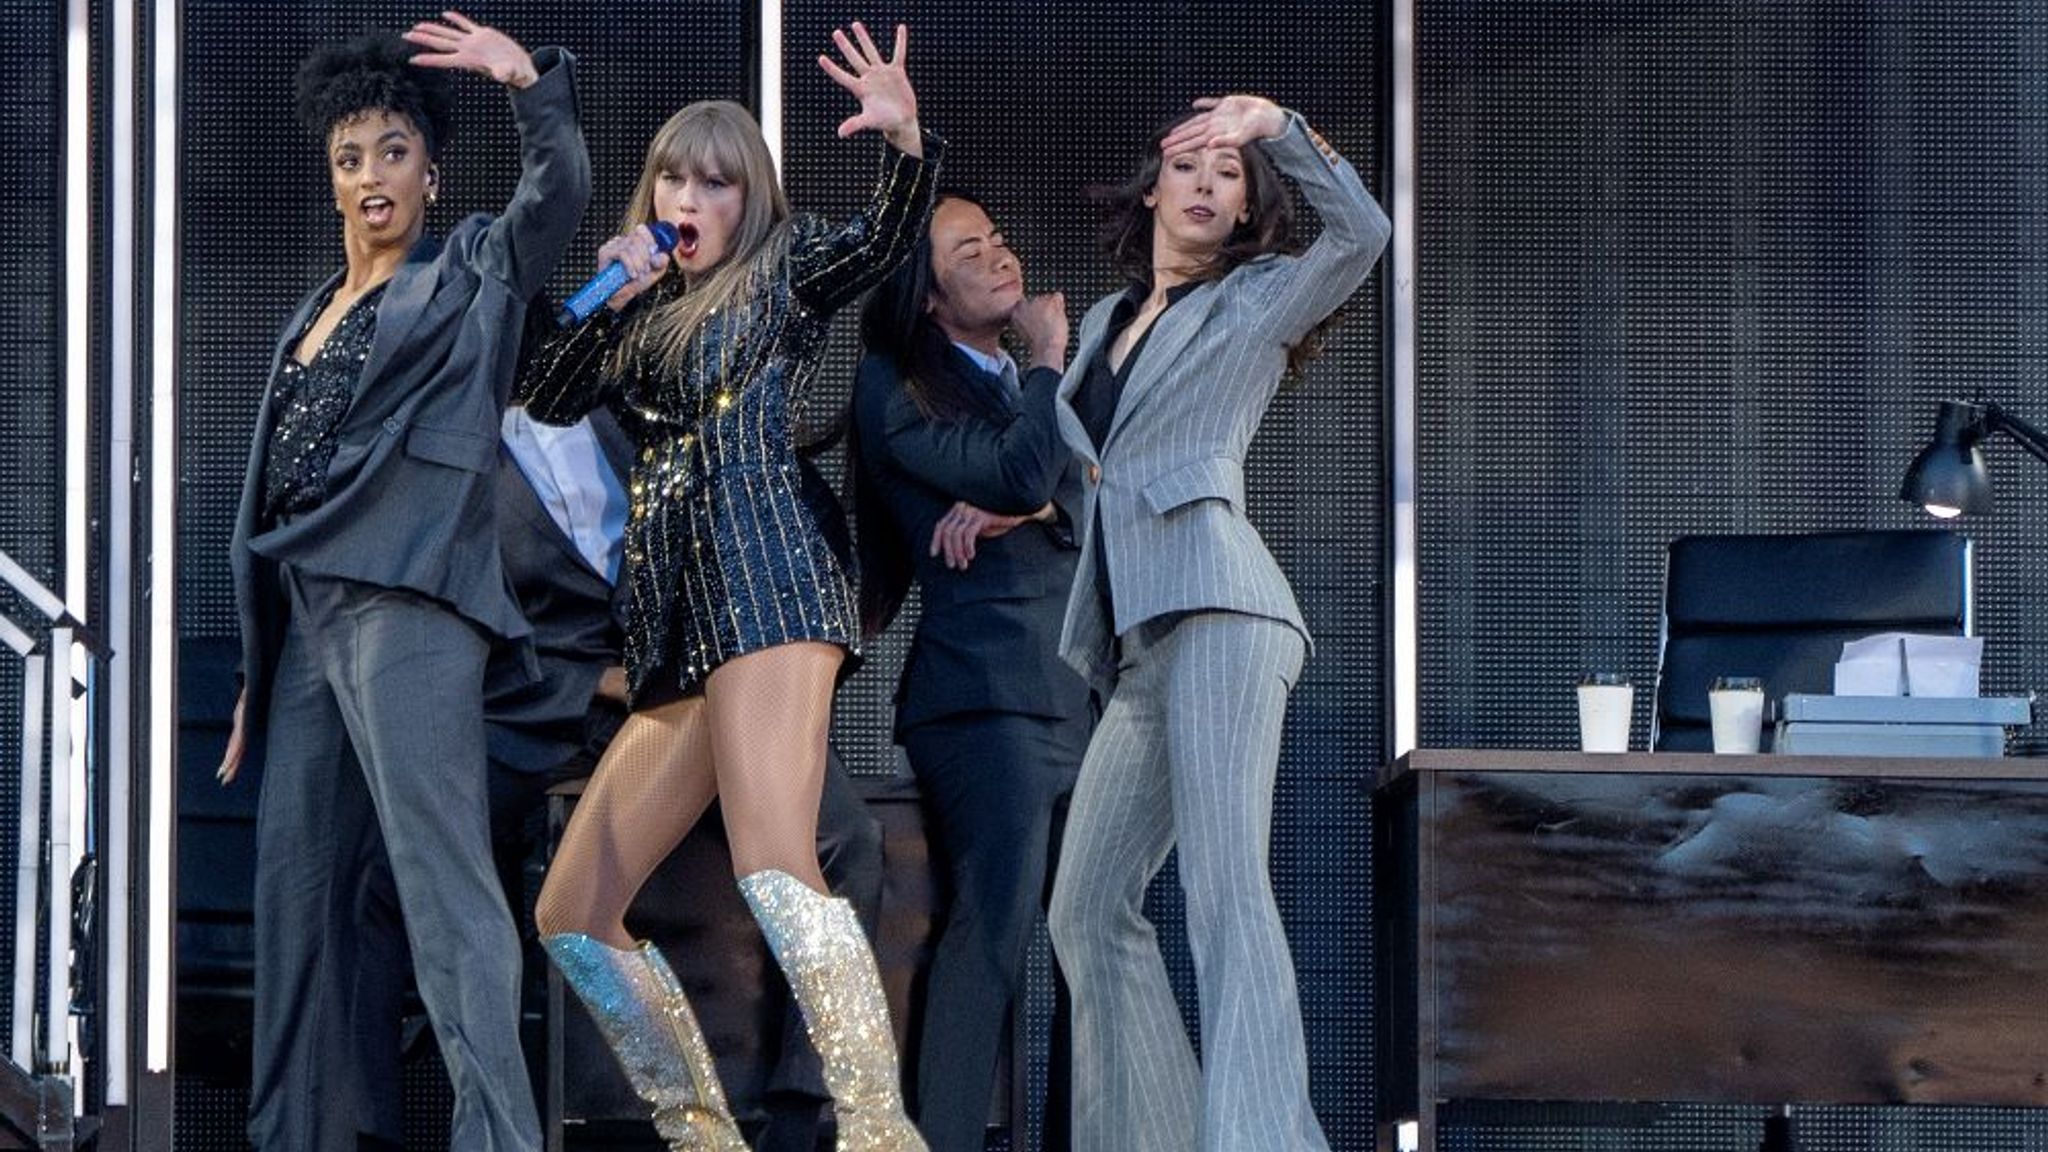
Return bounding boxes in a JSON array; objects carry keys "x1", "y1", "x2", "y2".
[{"x1": 1779, "y1": 693, "x2": 2034, "y2": 726}]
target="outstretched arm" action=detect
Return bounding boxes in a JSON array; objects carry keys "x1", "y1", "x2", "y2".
[
  {"x1": 790, "y1": 22, "x2": 944, "y2": 314},
  {"x1": 407, "y1": 11, "x2": 592, "y2": 299}
]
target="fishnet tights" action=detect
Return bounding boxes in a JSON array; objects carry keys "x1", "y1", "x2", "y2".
[{"x1": 534, "y1": 642, "x2": 843, "y2": 948}]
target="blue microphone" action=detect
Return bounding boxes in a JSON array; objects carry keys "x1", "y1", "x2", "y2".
[{"x1": 556, "y1": 221, "x2": 681, "y2": 327}]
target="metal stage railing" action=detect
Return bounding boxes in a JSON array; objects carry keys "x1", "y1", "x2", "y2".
[{"x1": 0, "y1": 548, "x2": 112, "y2": 1151}]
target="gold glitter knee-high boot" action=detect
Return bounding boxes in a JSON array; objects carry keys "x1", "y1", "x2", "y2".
[
  {"x1": 542, "y1": 933, "x2": 749, "y2": 1152},
  {"x1": 738, "y1": 870, "x2": 928, "y2": 1152}
]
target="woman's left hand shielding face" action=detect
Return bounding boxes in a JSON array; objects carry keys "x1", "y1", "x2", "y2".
[{"x1": 1160, "y1": 94, "x2": 1288, "y2": 156}]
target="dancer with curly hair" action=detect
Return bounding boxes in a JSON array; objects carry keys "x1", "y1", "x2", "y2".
[{"x1": 220, "y1": 13, "x2": 588, "y2": 1151}]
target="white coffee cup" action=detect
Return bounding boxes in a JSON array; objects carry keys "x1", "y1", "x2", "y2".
[
  {"x1": 1709, "y1": 676, "x2": 1766, "y2": 754},
  {"x1": 1576, "y1": 674, "x2": 1633, "y2": 753}
]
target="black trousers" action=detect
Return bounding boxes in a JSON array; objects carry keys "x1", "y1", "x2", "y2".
[{"x1": 902, "y1": 709, "x2": 1090, "y2": 1152}]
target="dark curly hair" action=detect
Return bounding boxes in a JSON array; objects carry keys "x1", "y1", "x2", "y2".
[
  {"x1": 294, "y1": 31, "x2": 454, "y2": 158},
  {"x1": 1096, "y1": 112, "x2": 1337, "y2": 377}
]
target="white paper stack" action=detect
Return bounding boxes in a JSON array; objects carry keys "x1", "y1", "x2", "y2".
[{"x1": 1832, "y1": 633, "x2": 1983, "y2": 698}]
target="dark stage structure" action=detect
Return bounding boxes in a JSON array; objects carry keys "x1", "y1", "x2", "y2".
[
  {"x1": 168, "y1": 2, "x2": 1384, "y2": 1151},
  {"x1": 8, "y1": 1, "x2": 2048, "y2": 1150}
]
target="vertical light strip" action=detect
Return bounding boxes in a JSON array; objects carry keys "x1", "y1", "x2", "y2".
[
  {"x1": 55, "y1": 0, "x2": 92, "y2": 1089},
  {"x1": 760, "y1": 0, "x2": 784, "y2": 178},
  {"x1": 65, "y1": 650, "x2": 88, "y2": 1093},
  {"x1": 10, "y1": 645, "x2": 45, "y2": 1070},
  {"x1": 146, "y1": 0, "x2": 179, "y2": 1077},
  {"x1": 64, "y1": 1, "x2": 90, "y2": 619},
  {"x1": 45, "y1": 631, "x2": 73, "y2": 1074},
  {"x1": 1390, "y1": 0, "x2": 1419, "y2": 756},
  {"x1": 105, "y1": 0, "x2": 138, "y2": 1106}
]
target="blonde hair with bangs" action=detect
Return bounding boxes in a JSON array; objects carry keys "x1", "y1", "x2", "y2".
[{"x1": 616, "y1": 101, "x2": 791, "y2": 377}]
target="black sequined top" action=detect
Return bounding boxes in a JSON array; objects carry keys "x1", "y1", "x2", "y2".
[
  {"x1": 261, "y1": 282, "x2": 387, "y2": 521},
  {"x1": 519, "y1": 136, "x2": 942, "y2": 707}
]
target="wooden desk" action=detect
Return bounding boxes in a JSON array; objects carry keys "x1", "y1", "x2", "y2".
[{"x1": 1375, "y1": 750, "x2": 2048, "y2": 1151}]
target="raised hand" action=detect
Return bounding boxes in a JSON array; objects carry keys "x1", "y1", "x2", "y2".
[
  {"x1": 405, "y1": 10, "x2": 539, "y2": 89},
  {"x1": 593, "y1": 225, "x2": 672, "y2": 312},
  {"x1": 817, "y1": 22, "x2": 921, "y2": 155},
  {"x1": 1159, "y1": 94, "x2": 1289, "y2": 156}
]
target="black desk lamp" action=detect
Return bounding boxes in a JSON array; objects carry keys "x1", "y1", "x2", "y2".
[{"x1": 1900, "y1": 399, "x2": 2048, "y2": 517}]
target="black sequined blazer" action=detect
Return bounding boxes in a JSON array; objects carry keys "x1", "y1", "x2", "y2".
[{"x1": 519, "y1": 136, "x2": 941, "y2": 707}]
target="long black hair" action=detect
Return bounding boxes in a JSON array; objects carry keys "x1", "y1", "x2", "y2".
[
  {"x1": 295, "y1": 31, "x2": 455, "y2": 158},
  {"x1": 849, "y1": 190, "x2": 1013, "y2": 638},
  {"x1": 857, "y1": 190, "x2": 1013, "y2": 425}
]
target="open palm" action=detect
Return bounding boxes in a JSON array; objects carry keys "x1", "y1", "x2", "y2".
[
  {"x1": 405, "y1": 10, "x2": 538, "y2": 89},
  {"x1": 817, "y1": 22, "x2": 918, "y2": 145}
]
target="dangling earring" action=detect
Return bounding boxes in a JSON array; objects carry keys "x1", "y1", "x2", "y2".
[{"x1": 426, "y1": 169, "x2": 440, "y2": 206}]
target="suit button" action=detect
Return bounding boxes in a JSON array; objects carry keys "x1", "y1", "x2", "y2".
[
  {"x1": 382, "y1": 416, "x2": 402, "y2": 436},
  {"x1": 1088, "y1": 464, "x2": 1102, "y2": 485}
]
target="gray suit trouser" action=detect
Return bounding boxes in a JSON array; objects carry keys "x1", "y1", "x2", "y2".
[
  {"x1": 248, "y1": 568, "x2": 541, "y2": 1152},
  {"x1": 1048, "y1": 610, "x2": 1329, "y2": 1152}
]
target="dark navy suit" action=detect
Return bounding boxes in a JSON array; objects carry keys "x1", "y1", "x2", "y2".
[{"x1": 853, "y1": 345, "x2": 1094, "y2": 1152}]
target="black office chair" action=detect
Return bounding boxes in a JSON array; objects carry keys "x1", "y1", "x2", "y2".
[{"x1": 1651, "y1": 530, "x2": 1974, "y2": 752}]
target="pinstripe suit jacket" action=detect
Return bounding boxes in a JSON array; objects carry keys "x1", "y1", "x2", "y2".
[{"x1": 1052, "y1": 114, "x2": 1390, "y2": 694}]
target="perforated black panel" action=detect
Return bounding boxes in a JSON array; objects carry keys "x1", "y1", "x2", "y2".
[
  {"x1": 1419, "y1": 1, "x2": 2048, "y2": 755},
  {"x1": 168, "y1": 4, "x2": 1385, "y2": 1148},
  {"x1": 0, "y1": 0, "x2": 64, "y2": 1049},
  {"x1": 1420, "y1": 2, "x2": 2048, "y2": 1147},
  {"x1": 780, "y1": 3, "x2": 1386, "y2": 1147}
]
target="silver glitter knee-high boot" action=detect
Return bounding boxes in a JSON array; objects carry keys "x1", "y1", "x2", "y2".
[
  {"x1": 542, "y1": 933, "x2": 748, "y2": 1152},
  {"x1": 738, "y1": 870, "x2": 927, "y2": 1152}
]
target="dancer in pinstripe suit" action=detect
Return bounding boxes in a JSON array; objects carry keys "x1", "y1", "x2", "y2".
[
  {"x1": 1044, "y1": 94, "x2": 1389, "y2": 1152},
  {"x1": 515, "y1": 22, "x2": 940, "y2": 1152}
]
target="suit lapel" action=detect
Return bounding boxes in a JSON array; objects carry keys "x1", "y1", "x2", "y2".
[
  {"x1": 354, "y1": 234, "x2": 443, "y2": 401},
  {"x1": 1055, "y1": 300, "x2": 1117, "y2": 466},
  {"x1": 1105, "y1": 284, "x2": 1219, "y2": 448},
  {"x1": 943, "y1": 344, "x2": 1016, "y2": 416}
]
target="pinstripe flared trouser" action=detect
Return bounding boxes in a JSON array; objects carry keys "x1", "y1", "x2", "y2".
[{"x1": 1047, "y1": 609, "x2": 1330, "y2": 1152}]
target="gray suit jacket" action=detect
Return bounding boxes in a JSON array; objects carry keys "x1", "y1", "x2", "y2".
[
  {"x1": 1053, "y1": 114, "x2": 1391, "y2": 694},
  {"x1": 232, "y1": 49, "x2": 590, "y2": 733}
]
